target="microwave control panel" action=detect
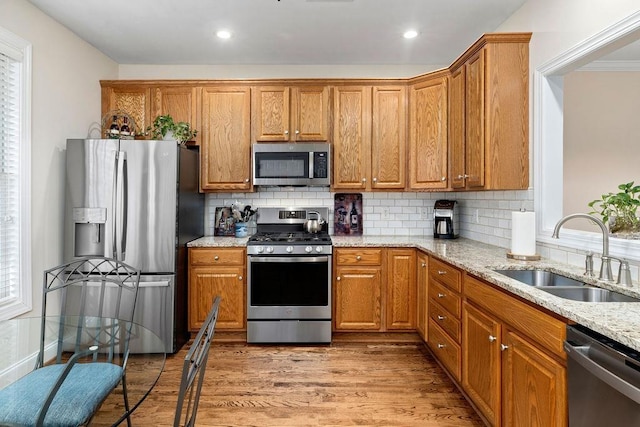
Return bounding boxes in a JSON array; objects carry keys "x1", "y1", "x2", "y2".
[{"x1": 313, "y1": 152, "x2": 328, "y2": 178}]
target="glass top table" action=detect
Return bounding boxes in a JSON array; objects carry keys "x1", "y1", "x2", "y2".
[{"x1": 0, "y1": 316, "x2": 166, "y2": 426}]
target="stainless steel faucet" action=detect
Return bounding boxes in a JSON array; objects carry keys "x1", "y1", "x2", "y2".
[{"x1": 552, "y1": 213, "x2": 613, "y2": 281}]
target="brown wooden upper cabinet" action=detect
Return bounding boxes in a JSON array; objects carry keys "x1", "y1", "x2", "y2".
[
  {"x1": 101, "y1": 84, "x2": 151, "y2": 137},
  {"x1": 251, "y1": 85, "x2": 330, "y2": 142},
  {"x1": 409, "y1": 72, "x2": 449, "y2": 190},
  {"x1": 151, "y1": 86, "x2": 199, "y2": 144},
  {"x1": 333, "y1": 85, "x2": 406, "y2": 190},
  {"x1": 200, "y1": 86, "x2": 252, "y2": 191},
  {"x1": 449, "y1": 33, "x2": 531, "y2": 190}
]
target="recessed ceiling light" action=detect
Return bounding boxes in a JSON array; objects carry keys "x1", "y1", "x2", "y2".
[
  {"x1": 403, "y1": 30, "x2": 418, "y2": 39},
  {"x1": 216, "y1": 30, "x2": 232, "y2": 39}
]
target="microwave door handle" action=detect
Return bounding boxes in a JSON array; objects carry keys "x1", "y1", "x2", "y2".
[{"x1": 309, "y1": 152, "x2": 314, "y2": 179}]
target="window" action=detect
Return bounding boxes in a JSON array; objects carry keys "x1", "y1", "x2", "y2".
[{"x1": 0, "y1": 27, "x2": 31, "y2": 319}]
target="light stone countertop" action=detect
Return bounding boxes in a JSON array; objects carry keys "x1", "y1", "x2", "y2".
[{"x1": 188, "y1": 234, "x2": 640, "y2": 352}]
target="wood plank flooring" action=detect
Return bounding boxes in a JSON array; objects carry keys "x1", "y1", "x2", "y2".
[{"x1": 94, "y1": 337, "x2": 484, "y2": 426}]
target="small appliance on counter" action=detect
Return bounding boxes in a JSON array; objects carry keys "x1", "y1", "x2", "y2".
[{"x1": 434, "y1": 200, "x2": 459, "y2": 239}]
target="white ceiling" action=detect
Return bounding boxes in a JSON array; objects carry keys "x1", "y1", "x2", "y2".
[{"x1": 27, "y1": 0, "x2": 528, "y2": 66}]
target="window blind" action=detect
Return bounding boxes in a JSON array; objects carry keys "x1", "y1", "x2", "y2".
[{"x1": 0, "y1": 50, "x2": 20, "y2": 304}]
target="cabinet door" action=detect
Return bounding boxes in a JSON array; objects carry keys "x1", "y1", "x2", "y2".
[
  {"x1": 101, "y1": 85, "x2": 151, "y2": 137},
  {"x1": 462, "y1": 302, "x2": 501, "y2": 426},
  {"x1": 252, "y1": 86, "x2": 290, "y2": 142},
  {"x1": 152, "y1": 86, "x2": 199, "y2": 144},
  {"x1": 334, "y1": 265, "x2": 381, "y2": 330},
  {"x1": 386, "y1": 249, "x2": 416, "y2": 330},
  {"x1": 189, "y1": 266, "x2": 245, "y2": 330},
  {"x1": 502, "y1": 329, "x2": 567, "y2": 427},
  {"x1": 465, "y1": 49, "x2": 486, "y2": 189},
  {"x1": 201, "y1": 86, "x2": 252, "y2": 191},
  {"x1": 416, "y1": 252, "x2": 428, "y2": 340},
  {"x1": 371, "y1": 86, "x2": 406, "y2": 190},
  {"x1": 292, "y1": 86, "x2": 330, "y2": 142},
  {"x1": 332, "y1": 86, "x2": 372, "y2": 190},
  {"x1": 409, "y1": 76, "x2": 448, "y2": 189},
  {"x1": 449, "y1": 67, "x2": 466, "y2": 189}
]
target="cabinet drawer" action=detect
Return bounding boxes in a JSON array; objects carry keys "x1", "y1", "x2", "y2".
[
  {"x1": 428, "y1": 319, "x2": 461, "y2": 381},
  {"x1": 189, "y1": 248, "x2": 246, "y2": 266},
  {"x1": 429, "y1": 257, "x2": 462, "y2": 292},
  {"x1": 335, "y1": 248, "x2": 383, "y2": 266},
  {"x1": 429, "y1": 298, "x2": 461, "y2": 342},
  {"x1": 465, "y1": 274, "x2": 567, "y2": 358},
  {"x1": 429, "y1": 279, "x2": 461, "y2": 318}
]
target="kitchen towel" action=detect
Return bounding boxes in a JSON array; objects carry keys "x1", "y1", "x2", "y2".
[{"x1": 511, "y1": 211, "x2": 537, "y2": 256}]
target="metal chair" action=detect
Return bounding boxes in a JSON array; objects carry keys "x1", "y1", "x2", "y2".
[
  {"x1": 0, "y1": 257, "x2": 141, "y2": 427},
  {"x1": 174, "y1": 296, "x2": 221, "y2": 427}
]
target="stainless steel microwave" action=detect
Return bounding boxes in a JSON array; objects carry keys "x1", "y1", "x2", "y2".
[{"x1": 252, "y1": 143, "x2": 331, "y2": 186}]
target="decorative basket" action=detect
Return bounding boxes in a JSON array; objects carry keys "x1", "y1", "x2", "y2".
[{"x1": 101, "y1": 110, "x2": 140, "y2": 140}]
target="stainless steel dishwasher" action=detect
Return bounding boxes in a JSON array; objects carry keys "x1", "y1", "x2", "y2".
[{"x1": 565, "y1": 325, "x2": 640, "y2": 426}]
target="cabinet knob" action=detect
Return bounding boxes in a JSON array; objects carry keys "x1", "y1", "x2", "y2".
[
  {"x1": 437, "y1": 270, "x2": 447, "y2": 275},
  {"x1": 238, "y1": 276, "x2": 243, "y2": 281},
  {"x1": 214, "y1": 256, "x2": 219, "y2": 261},
  {"x1": 337, "y1": 276, "x2": 341, "y2": 281},
  {"x1": 421, "y1": 263, "x2": 426, "y2": 268},
  {"x1": 295, "y1": 129, "x2": 300, "y2": 135},
  {"x1": 245, "y1": 178, "x2": 250, "y2": 183},
  {"x1": 456, "y1": 174, "x2": 465, "y2": 179},
  {"x1": 441, "y1": 176, "x2": 446, "y2": 181},
  {"x1": 284, "y1": 130, "x2": 289, "y2": 135},
  {"x1": 362, "y1": 178, "x2": 367, "y2": 183},
  {"x1": 356, "y1": 255, "x2": 361, "y2": 261},
  {"x1": 437, "y1": 315, "x2": 446, "y2": 321},
  {"x1": 437, "y1": 343, "x2": 446, "y2": 349},
  {"x1": 500, "y1": 344, "x2": 509, "y2": 351},
  {"x1": 437, "y1": 293, "x2": 445, "y2": 298},
  {"x1": 373, "y1": 177, "x2": 377, "y2": 182},
  {"x1": 489, "y1": 335, "x2": 497, "y2": 343},
  {"x1": 464, "y1": 174, "x2": 470, "y2": 179}
]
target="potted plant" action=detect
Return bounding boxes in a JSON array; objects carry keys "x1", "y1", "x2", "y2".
[
  {"x1": 147, "y1": 115, "x2": 198, "y2": 145},
  {"x1": 588, "y1": 181, "x2": 640, "y2": 234},
  {"x1": 147, "y1": 114, "x2": 176, "y2": 139}
]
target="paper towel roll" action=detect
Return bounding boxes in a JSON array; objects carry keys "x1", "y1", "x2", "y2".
[{"x1": 511, "y1": 211, "x2": 536, "y2": 256}]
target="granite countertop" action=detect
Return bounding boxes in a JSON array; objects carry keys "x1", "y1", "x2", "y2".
[{"x1": 189, "y1": 235, "x2": 640, "y2": 352}]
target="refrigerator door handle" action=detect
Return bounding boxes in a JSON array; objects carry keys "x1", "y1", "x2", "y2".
[{"x1": 115, "y1": 151, "x2": 127, "y2": 261}]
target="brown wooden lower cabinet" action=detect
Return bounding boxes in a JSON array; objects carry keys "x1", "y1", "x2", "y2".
[
  {"x1": 415, "y1": 252, "x2": 429, "y2": 340},
  {"x1": 188, "y1": 247, "x2": 246, "y2": 331},
  {"x1": 462, "y1": 274, "x2": 568, "y2": 427},
  {"x1": 333, "y1": 248, "x2": 416, "y2": 331}
]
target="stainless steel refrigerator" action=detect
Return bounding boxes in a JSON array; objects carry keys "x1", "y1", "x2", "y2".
[{"x1": 64, "y1": 139, "x2": 204, "y2": 353}]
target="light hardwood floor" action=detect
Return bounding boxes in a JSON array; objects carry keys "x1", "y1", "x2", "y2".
[{"x1": 94, "y1": 336, "x2": 483, "y2": 426}]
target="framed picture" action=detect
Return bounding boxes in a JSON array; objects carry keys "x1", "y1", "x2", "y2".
[
  {"x1": 214, "y1": 207, "x2": 235, "y2": 236},
  {"x1": 334, "y1": 193, "x2": 363, "y2": 236}
]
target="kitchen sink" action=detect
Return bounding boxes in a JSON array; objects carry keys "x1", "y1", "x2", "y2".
[
  {"x1": 493, "y1": 268, "x2": 640, "y2": 302},
  {"x1": 542, "y1": 287, "x2": 640, "y2": 303},
  {"x1": 493, "y1": 269, "x2": 585, "y2": 287}
]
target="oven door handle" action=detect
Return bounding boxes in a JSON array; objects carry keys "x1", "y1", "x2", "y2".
[
  {"x1": 249, "y1": 256, "x2": 329, "y2": 263},
  {"x1": 564, "y1": 341, "x2": 640, "y2": 405}
]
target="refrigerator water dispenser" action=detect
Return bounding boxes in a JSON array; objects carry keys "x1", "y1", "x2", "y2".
[{"x1": 73, "y1": 207, "x2": 106, "y2": 256}]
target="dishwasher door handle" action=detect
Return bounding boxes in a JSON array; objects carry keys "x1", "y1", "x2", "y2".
[{"x1": 564, "y1": 341, "x2": 640, "y2": 405}]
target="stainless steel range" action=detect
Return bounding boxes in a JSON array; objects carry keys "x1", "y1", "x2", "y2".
[{"x1": 247, "y1": 207, "x2": 332, "y2": 344}]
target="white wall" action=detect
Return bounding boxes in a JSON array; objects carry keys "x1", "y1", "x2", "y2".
[{"x1": 0, "y1": 0, "x2": 118, "y2": 316}]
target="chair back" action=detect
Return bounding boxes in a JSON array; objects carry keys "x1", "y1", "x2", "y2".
[
  {"x1": 39, "y1": 257, "x2": 141, "y2": 367},
  {"x1": 174, "y1": 296, "x2": 221, "y2": 427}
]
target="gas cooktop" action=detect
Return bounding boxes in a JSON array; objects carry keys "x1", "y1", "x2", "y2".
[{"x1": 248, "y1": 232, "x2": 331, "y2": 245}]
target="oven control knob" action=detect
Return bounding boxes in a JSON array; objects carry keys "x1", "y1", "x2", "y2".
[
  {"x1": 266, "y1": 246, "x2": 274, "y2": 253},
  {"x1": 315, "y1": 246, "x2": 323, "y2": 253},
  {"x1": 286, "y1": 246, "x2": 294, "y2": 253},
  {"x1": 305, "y1": 246, "x2": 313, "y2": 253},
  {"x1": 256, "y1": 246, "x2": 264, "y2": 253}
]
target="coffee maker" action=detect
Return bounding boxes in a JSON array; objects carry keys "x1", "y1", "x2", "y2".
[{"x1": 433, "y1": 200, "x2": 459, "y2": 239}]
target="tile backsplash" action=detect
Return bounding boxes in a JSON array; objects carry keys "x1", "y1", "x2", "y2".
[{"x1": 205, "y1": 187, "x2": 533, "y2": 244}]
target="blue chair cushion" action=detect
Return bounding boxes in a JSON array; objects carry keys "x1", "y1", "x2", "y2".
[{"x1": 0, "y1": 362, "x2": 123, "y2": 426}]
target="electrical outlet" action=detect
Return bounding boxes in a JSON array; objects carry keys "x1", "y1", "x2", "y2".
[
  {"x1": 382, "y1": 207, "x2": 390, "y2": 220},
  {"x1": 420, "y1": 207, "x2": 429, "y2": 220}
]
